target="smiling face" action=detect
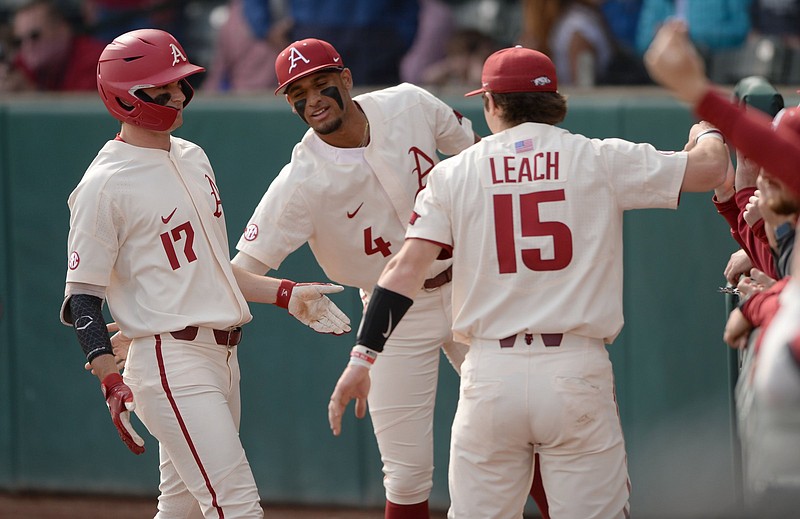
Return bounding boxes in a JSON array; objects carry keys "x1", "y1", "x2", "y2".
[{"x1": 284, "y1": 69, "x2": 355, "y2": 136}]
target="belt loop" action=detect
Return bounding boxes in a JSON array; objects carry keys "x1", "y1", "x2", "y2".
[
  {"x1": 423, "y1": 265, "x2": 453, "y2": 291},
  {"x1": 499, "y1": 334, "x2": 517, "y2": 348},
  {"x1": 542, "y1": 333, "x2": 563, "y2": 347}
]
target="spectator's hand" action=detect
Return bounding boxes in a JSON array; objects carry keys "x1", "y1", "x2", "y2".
[
  {"x1": 743, "y1": 190, "x2": 763, "y2": 226},
  {"x1": 724, "y1": 249, "x2": 753, "y2": 286},
  {"x1": 644, "y1": 20, "x2": 710, "y2": 104},
  {"x1": 755, "y1": 175, "x2": 783, "y2": 228},
  {"x1": 737, "y1": 268, "x2": 776, "y2": 300},
  {"x1": 723, "y1": 307, "x2": 753, "y2": 349},
  {"x1": 734, "y1": 149, "x2": 759, "y2": 189},
  {"x1": 0, "y1": 62, "x2": 34, "y2": 92},
  {"x1": 266, "y1": 17, "x2": 293, "y2": 51}
]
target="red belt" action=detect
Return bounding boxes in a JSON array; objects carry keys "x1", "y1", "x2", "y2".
[
  {"x1": 499, "y1": 333, "x2": 563, "y2": 348},
  {"x1": 423, "y1": 266, "x2": 453, "y2": 290},
  {"x1": 170, "y1": 326, "x2": 242, "y2": 346}
]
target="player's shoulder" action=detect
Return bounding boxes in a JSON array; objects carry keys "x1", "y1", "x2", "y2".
[
  {"x1": 355, "y1": 82, "x2": 430, "y2": 100},
  {"x1": 170, "y1": 136, "x2": 209, "y2": 160},
  {"x1": 273, "y1": 132, "x2": 327, "y2": 184},
  {"x1": 355, "y1": 82, "x2": 450, "y2": 117}
]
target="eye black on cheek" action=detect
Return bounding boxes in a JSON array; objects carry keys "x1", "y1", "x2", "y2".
[
  {"x1": 321, "y1": 86, "x2": 344, "y2": 110},
  {"x1": 293, "y1": 98, "x2": 308, "y2": 124}
]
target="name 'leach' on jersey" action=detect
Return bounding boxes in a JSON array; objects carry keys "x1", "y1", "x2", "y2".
[{"x1": 480, "y1": 137, "x2": 567, "y2": 188}]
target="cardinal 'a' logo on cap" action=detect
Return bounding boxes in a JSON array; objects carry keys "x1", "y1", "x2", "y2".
[
  {"x1": 287, "y1": 47, "x2": 310, "y2": 72},
  {"x1": 169, "y1": 43, "x2": 187, "y2": 66}
]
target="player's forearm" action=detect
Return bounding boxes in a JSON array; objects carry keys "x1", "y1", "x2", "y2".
[
  {"x1": 66, "y1": 293, "x2": 115, "y2": 363},
  {"x1": 90, "y1": 353, "x2": 121, "y2": 382},
  {"x1": 350, "y1": 239, "x2": 442, "y2": 364},
  {"x1": 682, "y1": 137, "x2": 729, "y2": 192},
  {"x1": 231, "y1": 263, "x2": 280, "y2": 305},
  {"x1": 377, "y1": 238, "x2": 443, "y2": 298}
]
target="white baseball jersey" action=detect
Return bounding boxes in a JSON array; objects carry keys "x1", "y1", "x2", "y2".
[
  {"x1": 407, "y1": 122, "x2": 687, "y2": 344},
  {"x1": 64, "y1": 137, "x2": 251, "y2": 338},
  {"x1": 236, "y1": 83, "x2": 475, "y2": 292}
]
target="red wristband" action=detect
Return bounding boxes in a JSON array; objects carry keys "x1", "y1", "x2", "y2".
[{"x1": 275, "y1": 279, "x2": 296, "y2": 309}]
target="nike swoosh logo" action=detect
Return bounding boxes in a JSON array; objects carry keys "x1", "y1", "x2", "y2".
[
  {"x1": 161, "y1": 208, "x2": 177, "y2": 224},
  {"x1": 347, "y1": 203, "x2": 364, "y2": 219},
  {"x1": 382, "y1": 311, "x2": 392, "y2": 339},
  {"x1": 333, "y1": 57, "x2": 340, "y2": 62}
]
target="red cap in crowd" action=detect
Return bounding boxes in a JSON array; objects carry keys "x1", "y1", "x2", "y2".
[
  {"x1": 465, "y1": 45, "x2": 558, "y2": 97},
  {"x1": 274, "y1": 38, "x2": 344, "y2": 95}
]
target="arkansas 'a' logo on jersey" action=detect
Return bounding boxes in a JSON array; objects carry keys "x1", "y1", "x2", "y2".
[
  {"x1": 408, "y1": 147, "x2": 435, "y2": 196},
  {"x1": 205, "y1": 175, "x2": 223, "y2": 218}
]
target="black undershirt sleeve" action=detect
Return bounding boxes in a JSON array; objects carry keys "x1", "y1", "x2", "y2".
[{"x1": 67, "y1": 294, "x2": 114, "y2": 363}]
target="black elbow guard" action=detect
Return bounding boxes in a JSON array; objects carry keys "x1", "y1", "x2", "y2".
[
  {"x1": 356, "y1": 285, "x2": 414, "y2": 352},
  {"x1": 68, "y1": 294, "x2": 114, "y2": 363}
]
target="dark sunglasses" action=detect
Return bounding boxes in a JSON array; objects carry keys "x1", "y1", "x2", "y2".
[{"x1": 13, "y1": 29, "x2": 42, "y2": 48}]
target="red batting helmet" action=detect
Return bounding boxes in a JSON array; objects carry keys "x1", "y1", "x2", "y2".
[
  {"x1": 274, "y1": 38, "x2": 344, "y2": 95},
  {"x1": 97, "y1": 29, "x2": 204, "y2": 131}
]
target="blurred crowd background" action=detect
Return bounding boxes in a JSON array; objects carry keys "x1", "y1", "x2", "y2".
[{"x1": 0, "y1": 0, "x2": 799, "y2": 95}]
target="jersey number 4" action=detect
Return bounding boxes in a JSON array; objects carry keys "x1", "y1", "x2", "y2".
[
  {"x1": 363, "y1": 227, "x2": 392, "y2": 257},
  {"x1": 493, "y1": 189, "x2": 573, "y2": 273},
  {"x1": 160, "y1": 221, "x2": 197, "y2": 270}
]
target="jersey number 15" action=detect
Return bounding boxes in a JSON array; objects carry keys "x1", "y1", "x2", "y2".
[{"x1": 493, "y1": 189, "x2": 573, "y2": 274}]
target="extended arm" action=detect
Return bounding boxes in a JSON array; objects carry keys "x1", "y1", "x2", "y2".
[
  {"x1": 644, "y1": 20, "x2": 800, "y2": 198},
  {"x1": 680, "y1": 122, "x2": 729, "y2": 192},
  {"x1": 327, "y1": 239, "x2": 442, "y2": 436},
  {"x1": 231, "y1": 252, "x2": 350, "y2": 334}
]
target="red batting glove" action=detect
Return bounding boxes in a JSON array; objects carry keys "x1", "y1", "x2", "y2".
[{"x1": 101, "y1": 373, "x2": 145, "y2": 455}]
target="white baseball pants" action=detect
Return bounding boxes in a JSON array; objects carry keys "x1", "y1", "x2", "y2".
[
  {"x1": 124, "y1": 328, "x2": 263, "y2": 519},
  {"x1": 448, "y1": 333, "x2": 629, "y2": 519}
]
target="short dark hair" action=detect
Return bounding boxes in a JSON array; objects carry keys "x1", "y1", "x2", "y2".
[{"x1": 485, "y1": 91, "x2": 568, "y2": 126}]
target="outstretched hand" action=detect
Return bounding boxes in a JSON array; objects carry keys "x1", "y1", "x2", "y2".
[
  {"x1": 101, "y1": 373, "x2": 145, "y2": 455},
  {"x1": 289, "y1": 283, "x2": 351, "y2": 335},
  {"x1": 328, "y1": 364, "x2": 371, "y2": 436},
  {"x1": 644, "y1": 19, "x2": 710, "y2": 104}
]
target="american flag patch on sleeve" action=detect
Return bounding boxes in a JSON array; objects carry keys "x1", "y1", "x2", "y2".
[{"x1": 514, "y1": 139, "x2": 533, "y2": 153}]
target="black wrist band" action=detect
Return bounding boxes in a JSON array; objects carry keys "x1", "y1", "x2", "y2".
[{"x1": 356, "y1": 285, "x2": 414, "y2": 352}]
